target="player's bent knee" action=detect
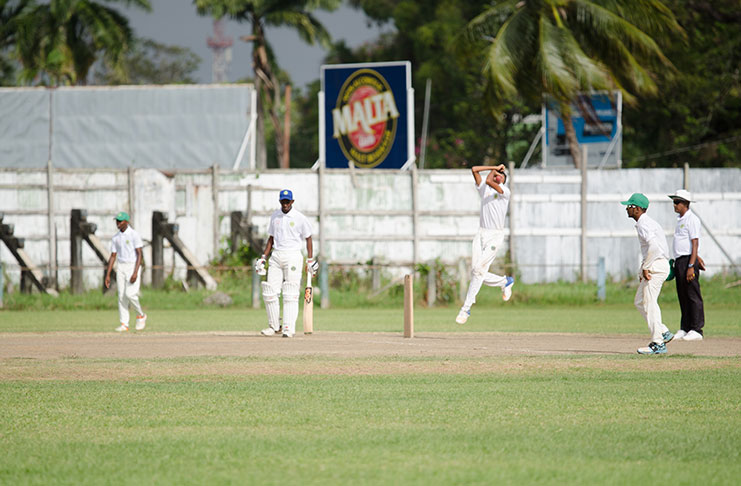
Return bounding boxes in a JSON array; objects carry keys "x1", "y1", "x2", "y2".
[{"x1": 471, "y1": 268, "x2": 486, "y2": 278}]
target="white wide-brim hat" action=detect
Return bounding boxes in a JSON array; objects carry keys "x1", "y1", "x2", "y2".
[{"x1": 667, "y1": 189, "x2": 693, "y2": 202}]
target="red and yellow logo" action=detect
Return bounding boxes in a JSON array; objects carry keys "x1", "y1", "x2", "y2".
[{"x1": 332, "y1": 69, "x2": 399, "y2": 168}]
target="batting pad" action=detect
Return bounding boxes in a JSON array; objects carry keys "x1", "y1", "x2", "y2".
[
  {"x1": 282, "y1": 281, "x2": 300, "y2": 334},
  {"x1": 262, "y1": 282, "x2": 280, "y2": 329}
]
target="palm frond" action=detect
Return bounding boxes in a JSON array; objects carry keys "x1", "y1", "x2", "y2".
[{"x1": 265, "y1": 10, "x2": 331, "y2": 47}]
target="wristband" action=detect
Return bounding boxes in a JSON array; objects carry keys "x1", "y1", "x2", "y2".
[{"x1": 688, "y1": 263, "x2": 694, "y2": 268}]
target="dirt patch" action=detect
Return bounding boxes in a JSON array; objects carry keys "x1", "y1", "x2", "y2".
[
  {"x1": 1, "y1": 331, "x2": 739, "y2": 381},
  {"x1": 2, "y1": 355, "x2": 739, "y2": 382}
]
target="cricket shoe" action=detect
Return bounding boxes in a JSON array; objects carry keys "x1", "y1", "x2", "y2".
[
  {"x1": 662, "y1": 330, "x2": 674, "y2": 343},
  {"x1": 455, "y1": 308, "x2": 470, "y2": 325},
  {"x1": 135, "y1": 314, "x2": 147, "y2": 331},
  {"x1": 282, "y1": 331, "x2": 294, "y2": 338},
  {"x1": 673, "y1": 330, "x2": 687, "y2": 340},
  {"x1": 637, "y1": 342, "x2": 667, "y2": 355},
  {"x1": 260, "y1": 327, "x2": 280, "y2": 336},
  {"x1": 115, "y1": 324, "x2": 129, "y2": 332},
  {"x1": 502, "y1": 276, "x2": 515, "y2": 301},
  {"x1": 684, "y1": 330, "x2": 703, "y2": 341}
]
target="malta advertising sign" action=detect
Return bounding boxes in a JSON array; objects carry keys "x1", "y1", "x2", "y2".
[
  {"x1": 544, "y1": 91, "x2": 622, "y2": 168},
  {"x1": 320, "y1": 62, "x2": 414, "y2": 169}
]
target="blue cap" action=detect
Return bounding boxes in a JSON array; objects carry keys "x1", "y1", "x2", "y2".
[{"x1": 279, "y1": 189, "x2": 293, "y2": 201}]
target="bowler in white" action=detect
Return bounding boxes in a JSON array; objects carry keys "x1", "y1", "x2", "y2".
[{"x1": 456, "y1": 164, "x2": 515, "y2": 325}]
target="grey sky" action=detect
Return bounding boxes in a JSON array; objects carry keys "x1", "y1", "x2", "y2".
[{"x1": 120, "y1": 1, "x2": 389, "y2": 89}]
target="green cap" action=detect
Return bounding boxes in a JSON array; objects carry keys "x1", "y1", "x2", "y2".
[
  {"x1": 114, "y1": 211, "x2": 130, "y2": 222},
  {"x1": 620, "y1": 193, "x2": 649, "y2": 209}
]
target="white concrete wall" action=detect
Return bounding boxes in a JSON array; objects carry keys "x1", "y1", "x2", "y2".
[{"x1": 1, "y1": 167, "x2": 739, "y2": 289}]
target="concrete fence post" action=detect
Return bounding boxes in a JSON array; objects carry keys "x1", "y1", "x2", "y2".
[
  {"x1": 319, "y1": 259, "x2": 330, "y2": 309},
  {"x1": 426, "y1": 265, "x2": 436, "y2": 307},
  {"x1": 252, "y1": 266, "x2": 261, "y2": 309},
  {"x1": 597, "y1": 256, "x2": 606, "y2": 302}
]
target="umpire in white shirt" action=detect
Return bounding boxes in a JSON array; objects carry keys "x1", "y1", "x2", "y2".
[
  {"x1": 668, "y1": 189, "x2": 705, "y2": 341},
  {"x1": 256, "y1": 189, "x2": 317, "y2": 338}
]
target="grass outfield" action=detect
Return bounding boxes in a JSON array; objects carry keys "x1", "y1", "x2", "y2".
[
  {"x1": 1, "y1": 358, "x2": 740, "y2": 484},
  {"x1": 2, "y1": 287, "x2": 739, "y2": 484}
]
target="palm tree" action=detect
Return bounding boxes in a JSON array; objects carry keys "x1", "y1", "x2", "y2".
[
  {"x1": 195, "y1": 0, "x2": 340, "y2": 169},
  {"x1": 16, "y1": 0, "x2": 151, "y2": 86},
  {"x1": 468, "y1": 0, "x2": 684, "y2": 167},
  {"x1": 0, "y1": 0, "x2": 34, "y2": 83}
]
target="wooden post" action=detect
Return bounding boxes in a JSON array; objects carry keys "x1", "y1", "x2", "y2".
[
  {"x1": 70, "y1": 209, "x2": 84, "y2": 294},
  {"x1": 151, "y1": 211, "x2": 166, "y2": 289},
  {"x1": 404, "y1": 274, "x2": 414, "y2": 338},
  {"x1": 282, "y1": 84, "x2": 291, "y2": 169},
  {"x1": 580, "y1": 146, "x2": 588, "y2": 283}
]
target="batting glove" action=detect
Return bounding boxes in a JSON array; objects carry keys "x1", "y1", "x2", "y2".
[
  {"x1": 255, "y1": 256, "x2": 267, "y2": 276},
  {"x1": 307, "y1": 258, "x2": 319, "y2": 275}
]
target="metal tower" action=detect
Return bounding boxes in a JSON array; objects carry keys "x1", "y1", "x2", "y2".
[{"x1": 207, "y1": 18, "x2": 233, "y2": 83}]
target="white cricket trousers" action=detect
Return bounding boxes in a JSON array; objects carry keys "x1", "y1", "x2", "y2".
[
  {"x1": 263, "y1": 250, "x2": 303, "y2": 334},
  {"x1": 463, "y1": 228, "x2": 507, "y2": 311},
  {"x1": 634, "y1": 258, "x2": 670, "y2": 344},
  {"x1": 116, "y1": 262, "x2": 143, "y2": 325}
]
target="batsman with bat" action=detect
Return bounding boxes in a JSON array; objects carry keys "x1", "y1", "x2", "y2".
[
  {"x1": 456, "y1": 164, "x2": 515, "y2": 324},
  {"x1": 256, "y1": 189, "x2": 317, "y2": 338}
]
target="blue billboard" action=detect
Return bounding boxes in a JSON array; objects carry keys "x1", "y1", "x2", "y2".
[{"x1": 320, "y1": 62, "x2": 414, "y2": 169}]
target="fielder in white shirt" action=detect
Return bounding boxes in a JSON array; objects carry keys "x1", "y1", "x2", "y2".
[
  {"x1": 256, "y1": 189, "x2": 317, "y2": 338},
  {"x1": 105, "y1": 211, "x2": 147, "y2": 332},
  {"x1": 456, "y1": 164, "x2": 515, "y2": 325},
  {"x1": 621, "y1": 193, "x2": 673, "y2": 354}
]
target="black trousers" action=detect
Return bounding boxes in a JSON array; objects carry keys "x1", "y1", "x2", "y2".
[{"x1": 674, "y1": 255, "x2": 705, "y2": 334}]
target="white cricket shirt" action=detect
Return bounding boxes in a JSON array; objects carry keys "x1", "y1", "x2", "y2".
[
  {"x1": 478, "y1": 181, "x2": 510, "y2": 230},
  {"x1": 635, "y1": 214, "x2": 670, "y2": 263},
  {"x1": 268, "y1": 208, "x2": 312, "y2": 251},
  {"x1": 673, "y1": 209, "x2": 701, "y2": 258},
  {"x1": 109, "y1": 226, "x2": 143, "y2": 263}
]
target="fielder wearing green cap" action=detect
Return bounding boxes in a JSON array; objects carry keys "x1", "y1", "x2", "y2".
[
  {"x1": 620, "y1": 193, "x2": 650, "y2": 209},
  {"x1": 622, "y1": 194, "x2": 673, "y2": 354},
  {"x1": 105, "y1": 211, "x2": 147, "y2": 332}
]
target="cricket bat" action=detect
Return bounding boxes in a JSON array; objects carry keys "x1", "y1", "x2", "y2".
[{"x1": 303, "y1": 270, "x2": 313, "y2": 334}]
